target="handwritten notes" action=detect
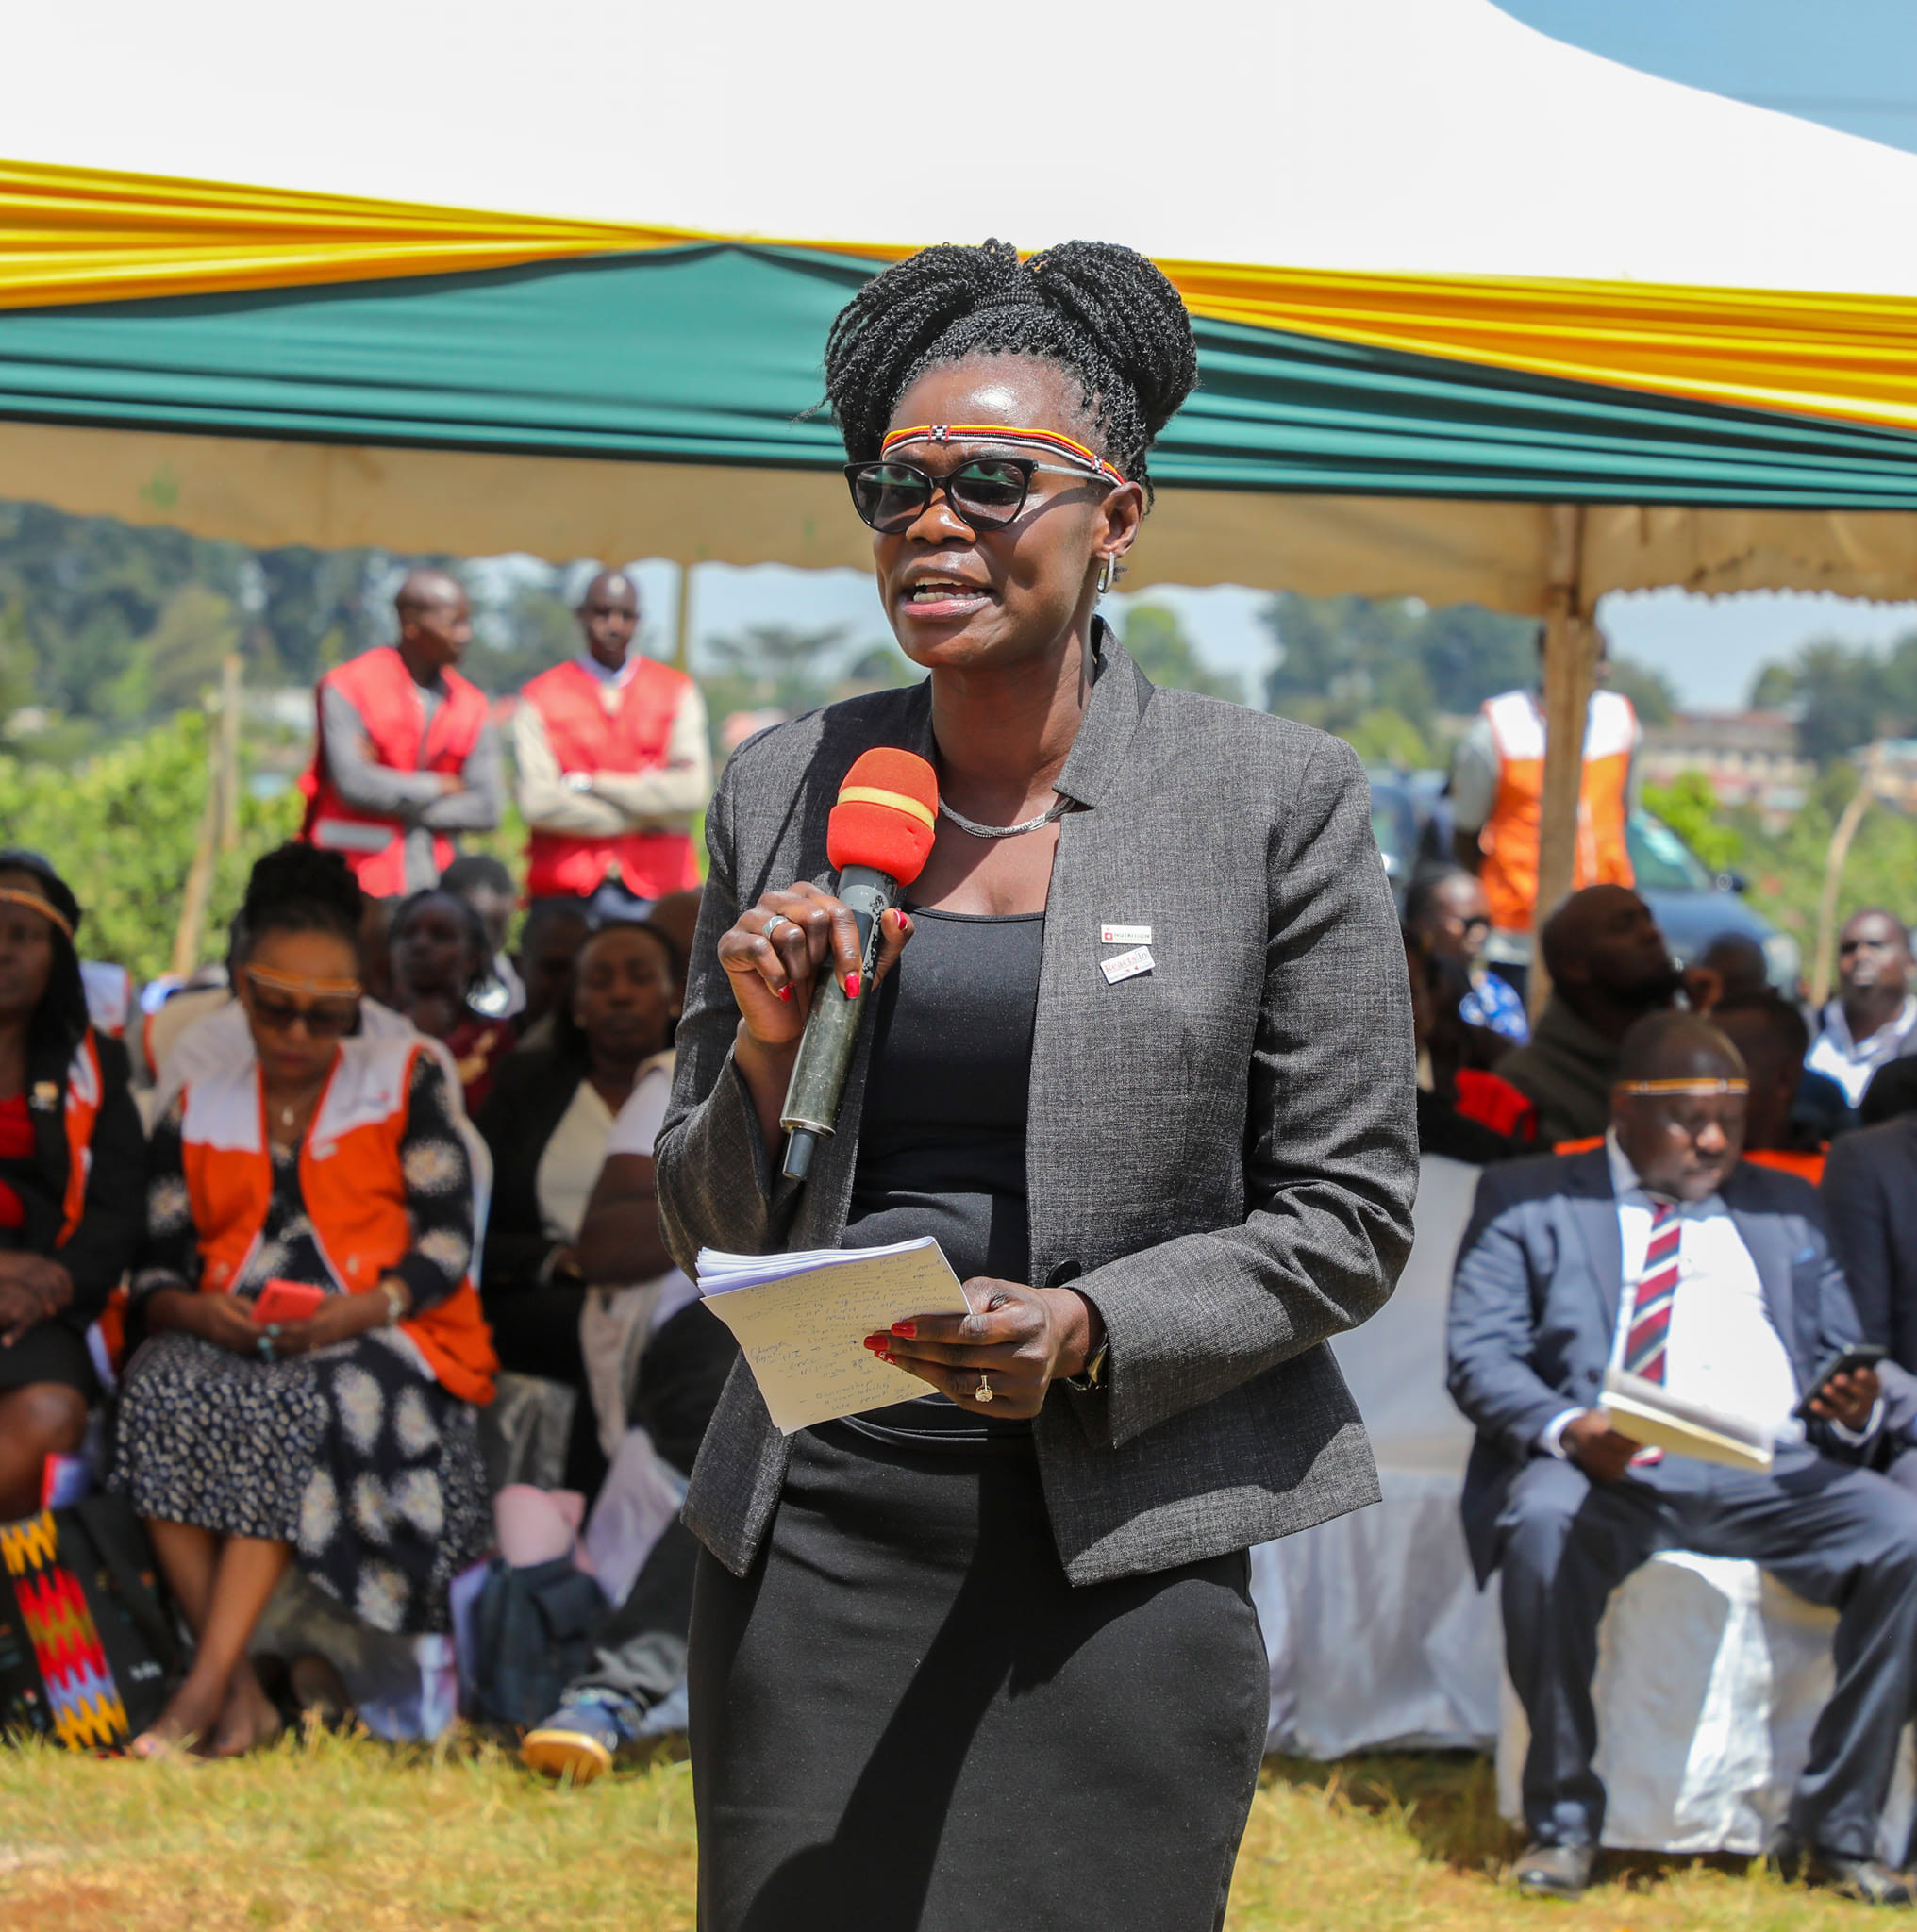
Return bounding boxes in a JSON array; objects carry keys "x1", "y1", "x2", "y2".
[{"x1": 695, "y1": 1238, "x2": 970, "y2": 1434}]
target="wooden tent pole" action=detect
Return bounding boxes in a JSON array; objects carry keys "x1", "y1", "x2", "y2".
[
  {"x1": 216, "y1": 650, "x2": 242, "y2": 852},
  {"x1": 1810, "y1": 740, "x2": 1884, "y2": 1008},
  {"x1": 1528, "y1": 504, "x2": 1592, "y2": 1021},
  {"x1": 674, "y1": 562, "x2": 695, "y2": 672}
]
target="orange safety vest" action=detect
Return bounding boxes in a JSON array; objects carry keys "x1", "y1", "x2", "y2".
[
  {"x1": 1477, "y1": 688, "x2": 1636, "y2": 936},
  {"x1": 299, "y1": 646, "x2": 492, "y2": 898},
  {"x1": 522, "y1": 658, "x2": 701, "y2": 900},
  {"x1": 177, "y1": 1035, "x2": 497, "y2": 1406}
]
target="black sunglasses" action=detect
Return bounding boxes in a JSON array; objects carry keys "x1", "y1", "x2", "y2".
[{"x1": 842, "y1": 456, "x2": 1109, "y2": 536}]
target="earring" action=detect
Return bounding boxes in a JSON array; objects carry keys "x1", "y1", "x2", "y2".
[{"x1": 1095, "y1": 554, "x2": 1118, "y2": 596}]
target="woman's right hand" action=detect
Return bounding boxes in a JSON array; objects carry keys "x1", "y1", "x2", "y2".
[
  {"x1": 718, "y1": 884, "x2": 912, "y2": 1054},
  {"x1": 149, "y1": 1288, "x2": 262, "y2": 1356}
]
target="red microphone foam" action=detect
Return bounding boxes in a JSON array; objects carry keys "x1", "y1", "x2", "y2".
[{"x1": 826, "y1": 748, "x2": 940, "y2": 884}]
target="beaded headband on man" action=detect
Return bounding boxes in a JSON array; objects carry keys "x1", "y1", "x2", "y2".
[
  {"x1": 0, "y1": 886, "x2": 73, "y2": 941},
  {"x1": 878, "y1": 425, "x2": 1127, "y2": 488},
  {"x1": 1615, "y1": 1077, "x2": 1748, "y2": 1096}
]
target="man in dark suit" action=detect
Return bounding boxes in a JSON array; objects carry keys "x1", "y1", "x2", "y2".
[
  {"x1": 1448, "y1": 1010, "x2": 1917, "y2": 1905},
  {"x1": 1824, "y1": 1112, "x2": 1917, "y2": 1457}
]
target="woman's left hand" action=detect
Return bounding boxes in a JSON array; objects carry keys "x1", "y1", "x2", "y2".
[
  {"x1": 272, "y1": 1291, "x2": 391, "y2": 1357},
  {"x1": 866, "y1": 1280, "x2": 1104, "y2": 1421}
]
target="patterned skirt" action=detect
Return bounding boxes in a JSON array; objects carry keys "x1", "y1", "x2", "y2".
[{"x1": 108, "y1": 1327, "x2": 490, "y2": 1635}]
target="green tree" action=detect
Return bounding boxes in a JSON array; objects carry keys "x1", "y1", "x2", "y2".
[
  {"x1": 1608, "y1": 654, "x2": 1678, "y2": 726},
  {"x1": 1261, "y1": 593, "x2": 1536, "y2": 738},
  {"x1": 1742, "y1": 631, "x2": 1917, "y2": 762},
  {"x1": 0, "y1": 711, "x2": 303, "y2": 981},
  {"x1": 1121, "y1": 605, "x2": 1245, "y2": 703}
]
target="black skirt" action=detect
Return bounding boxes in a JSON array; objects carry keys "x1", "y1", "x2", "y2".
[{"x1": 689, "y1": 1422, "x2": 1269, "y2": 1932}]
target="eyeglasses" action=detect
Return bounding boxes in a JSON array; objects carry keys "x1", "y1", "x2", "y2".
[
  {"x1": 243, "y1": 970, "x2": 360, "y2": 1040},
  {"x1": 842, "y1": 457, "x2": 1110, "y2": 536}
]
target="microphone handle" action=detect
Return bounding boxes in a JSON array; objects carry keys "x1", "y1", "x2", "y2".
[{"x1": 779, "y1": 865, "x2": 899, "y2": 1182}]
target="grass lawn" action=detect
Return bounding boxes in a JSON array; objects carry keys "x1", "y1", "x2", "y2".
[{"x1": 0, "y1": 1732, "x2": 1894, "y2": 1930}]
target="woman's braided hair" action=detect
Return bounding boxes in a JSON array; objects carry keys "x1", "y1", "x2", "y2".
[{"x1": 824, "y1": 240, "x2": 1197, "y2": 504}]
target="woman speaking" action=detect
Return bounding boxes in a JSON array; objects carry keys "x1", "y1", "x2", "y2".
[{"x1": 657, "y1": 240, "x2": 1417, "y2": 1930}]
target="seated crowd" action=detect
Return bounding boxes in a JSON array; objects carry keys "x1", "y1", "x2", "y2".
[
  {"x1": 0, "y1": 832, "x2": 726, "y2": 1777},
  {"x1": 1416, "y1": 859, "x2": 1917, "y2": 1905}
]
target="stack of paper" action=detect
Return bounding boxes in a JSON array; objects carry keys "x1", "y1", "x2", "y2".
[
  {"x1": 696, "y1": 1237, "x2": 970, "y2": 1433},
  {"x1": 1600, "y1": 1367, "x2": 1775, "y2": 1472}
]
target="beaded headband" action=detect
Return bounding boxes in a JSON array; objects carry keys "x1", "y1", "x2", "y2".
[
  {"x1": 0, "y1": 886, "x2": 73, "y2": 941},
  {"x1": 878, "y1": 425, "x2": 1127, "y2": 488},
  {"x1": 244, "y1": 963, "x2": 362, "y2": 1002},
  {"x1": 1616, "y1": 1078, "x2": 1748, "y2": 1096}
]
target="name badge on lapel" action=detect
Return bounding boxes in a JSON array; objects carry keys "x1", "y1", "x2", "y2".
[
  {"x1": 1101, "y1": 924, "x2": 1152, "y2": 946},
  {"x1": 1100, "y1": 945, "x2": 1155, "y2": 985}
]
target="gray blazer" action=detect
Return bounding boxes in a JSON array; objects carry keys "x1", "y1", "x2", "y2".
[
  {"x1": 1447, "y1": 1148, "x2": 1883, "y2": 1585},
  {"x1": 655, "y1": 633, "x2": 1419, "y2": 1587}
]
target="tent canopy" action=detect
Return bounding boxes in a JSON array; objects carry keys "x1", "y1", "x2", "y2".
[{"x1": 0, "y1": 0, "x2": 1913, "y2": 613}]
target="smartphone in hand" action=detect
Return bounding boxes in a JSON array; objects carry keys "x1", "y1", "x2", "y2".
[
  {"x1": 1792, "y1": 1342, "x2": 1887, "y2": 1421},
  {"x1": 251, "y1": 1279, "x2": 327, "y2": 1325}
]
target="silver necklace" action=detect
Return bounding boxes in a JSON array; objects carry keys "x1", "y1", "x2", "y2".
[{"x1": 938, "y1": 795, "x2": 1070, "y2": 841}]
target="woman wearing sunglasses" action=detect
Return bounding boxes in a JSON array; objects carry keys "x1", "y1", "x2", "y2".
[
  {"x1": 0, "y1": 849, "x2": 143, "y2": 1521},
  {"x1": 110, "y1": 843, "x2": 495, "y2": 1757},
  {"x1": 657, "y1": 242, "x2": 1417, "y2": 1928}
]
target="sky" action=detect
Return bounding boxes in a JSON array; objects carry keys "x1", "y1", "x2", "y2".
[
  {"x1": 1493, "y1": 0, "x2": 1917, "y2": 154},
  {"x1": 516, "y1": 5, "x2": 1917, "y2": 719}
]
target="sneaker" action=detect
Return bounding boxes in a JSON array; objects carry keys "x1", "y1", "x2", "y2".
[{"x1": 520, "y1": 1694, "x2": 642, "y2": 1785}]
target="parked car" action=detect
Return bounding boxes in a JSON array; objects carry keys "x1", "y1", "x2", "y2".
[{"x1": 1627, "y1": 809, "x2": 1800, "y2": 992}]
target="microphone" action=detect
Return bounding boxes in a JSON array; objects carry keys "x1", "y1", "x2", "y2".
[{"x1": 779, "y1": 748, "x2": 939, "y2": 1182}]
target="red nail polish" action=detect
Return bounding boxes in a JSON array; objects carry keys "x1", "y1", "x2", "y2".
[
  {"x1": 877, "y1": 1350, "x2": 896, "y2": 1365},
  {"x1": 899, "y1": 915, "x2": 914, "y2": 937},
  {"x1": 845, "y1": 973, "x2": 862, "y2": 1001},
  {"x1": 892, "y1": 1321, "x2": 916, "y2": 1338},
  {"x1": 776, "y1": 984, "x2": 793, "y2": 1003}
]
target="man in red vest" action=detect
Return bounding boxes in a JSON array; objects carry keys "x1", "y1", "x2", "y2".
[
  {"x1": 514, "y1": 570, "x2": 710, "y2": 916},
  {"x1": 300, "y1": 570, "x2": 504, "y2": 897}
]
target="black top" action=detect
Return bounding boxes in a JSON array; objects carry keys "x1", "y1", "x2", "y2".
[
  {"x1": 0, "y1": 1028, "x2": 143, "y2": 1333},
  {"x1": 841, "y1": 906, "x2": 1044, "y2": 1447},
  {"x1": 475, "y1": 1042, "x2": 592, "y2": 1298}
]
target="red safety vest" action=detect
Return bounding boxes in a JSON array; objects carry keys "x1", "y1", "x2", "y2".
[
  {"x1": 522, "y1": 658, "x2": 701, "y2": 900},
  {"x1": 178, "y1": 1035, "x2": 497, "y2": 1406},
  {"x1": 1477, "y1": 688, "x2": 1636, "y2": 936},
  {"x1": 300, "y1": 647, "x2": 491, "y2": 898}
]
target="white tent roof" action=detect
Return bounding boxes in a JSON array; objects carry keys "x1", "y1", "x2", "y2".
[{"x1": 10, "y1": 0, "x2": 1917, "y2": 293}]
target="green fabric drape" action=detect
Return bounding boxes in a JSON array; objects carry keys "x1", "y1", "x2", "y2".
[{"x1": 0, "y1": 241, "x2": 1913, "y2": 507}]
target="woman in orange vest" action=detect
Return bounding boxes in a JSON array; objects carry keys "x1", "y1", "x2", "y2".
[
  {"x1": 0, "y1": 850, "x2": 143, "y2": 1521},
  {"x1": 109, "y1": 844, "x2": 495, "y2": 1757}
]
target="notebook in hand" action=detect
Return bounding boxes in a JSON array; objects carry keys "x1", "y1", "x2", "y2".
[
  {"x1": 1599, "y1": 1367, "x2": 1775, "y2": 1473},
  {"x1": 695, "y1": 1237, "x2": 972, "y2": 1433}
]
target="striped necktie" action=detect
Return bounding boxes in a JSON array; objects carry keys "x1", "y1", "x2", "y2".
[
  {"x1": 1621, "y1": 1198, "x2": 1680, "y2": 1468},
  {"x1": 1625, "y1": 1198, "x2": 1682, "y2": 1384}
]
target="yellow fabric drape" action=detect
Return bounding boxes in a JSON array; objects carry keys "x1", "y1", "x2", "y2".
[
  {"x1": 2, "y1": 157, "x2": 1917, "y2": 440},
  {"x1": 1163, "y1": 258, "x2": 1917, "y2": 439},
  {"x1": 0, "y1": 158, "x2": 694, "y2": 305}
]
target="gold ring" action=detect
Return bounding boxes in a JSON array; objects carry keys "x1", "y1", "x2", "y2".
[{"x1": 975, "y1": 1374, "x2": 993, "y2": 1404}]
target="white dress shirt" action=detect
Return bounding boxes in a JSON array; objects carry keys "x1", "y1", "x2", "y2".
[
  {"x1": 1541, "y1": 1135, "x2": 1869, "y2": 1456},
  {"x1": 1807, "y1": 994, "x2": 1917, "y2": 1109}
]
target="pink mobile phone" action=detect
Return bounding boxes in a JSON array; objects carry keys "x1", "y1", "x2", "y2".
[{"x1": 252, "y1": 1279, "x2": 326, "y2": 1325}]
